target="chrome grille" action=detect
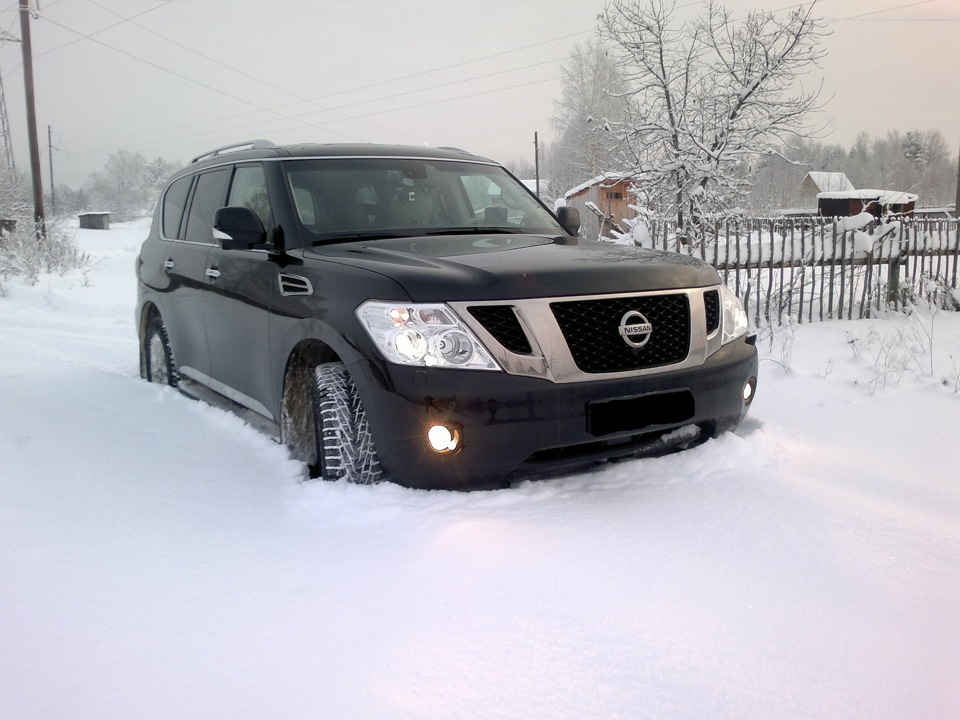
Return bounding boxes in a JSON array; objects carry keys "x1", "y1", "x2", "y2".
[{"x1": 550, "y1": 294, "x2": 690, "y2": 374}]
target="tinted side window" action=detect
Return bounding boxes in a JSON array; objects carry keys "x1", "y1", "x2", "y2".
[
  {"x1": 227, "y1": 165, "x2": 270, "y2": 228},
  {"x1": 183, "y1": 169, "x2": 230, "y2": 244},
  {"x1": 228, "y1": 165, "x2": 271, "y2": 229},
  {"x1": 162, "y1": 175, "x2": 192, "y2": 239}
]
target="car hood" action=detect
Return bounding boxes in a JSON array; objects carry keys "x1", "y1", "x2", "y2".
[{"x1": 307, "y1": 234, "x2": 720, "y2": 302}]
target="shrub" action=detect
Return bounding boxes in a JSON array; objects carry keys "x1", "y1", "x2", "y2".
[{"x1": 0, "y1": 220, "x2": 90, "y2": 287}]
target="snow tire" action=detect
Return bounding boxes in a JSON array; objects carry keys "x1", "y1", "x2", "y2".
[
  {"x1": 144, "y1": 315, "x2": 179, "y2": 387},
  {"x1": 313, "y1": 362, "x2": 383, "y2": 485}
]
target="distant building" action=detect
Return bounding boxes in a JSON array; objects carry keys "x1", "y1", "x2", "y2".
[
  {"x1": 800, "y1": 172, "x2": 855, "y2": 207},
  {"x1": 78, "y1": 212, "x2": 111, "y2": 230},
  {"x1": 563, "y1": 173, "x2": 638, "y2": 238},
  {"x1": 817, "y1": 190, "x2": 918, "y2": 219}
]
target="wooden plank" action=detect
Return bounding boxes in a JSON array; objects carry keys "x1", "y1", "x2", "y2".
[
  {"x1": 838, "y1": 226, "x2": 847, "y2": 318},
  {"x1": 758, "y1": 220, "x2": 783, "y2": 324},
  {"x1": 799, "y1": 224, "x2": 806, "y2": 324}
]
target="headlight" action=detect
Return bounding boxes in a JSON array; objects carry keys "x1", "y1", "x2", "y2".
[
  {"x1": 720, "y1": 285, "x2": 748, "y2": 345},
  {"x1": 356, "y1": 301, "x2": 501, "y2": 370}
]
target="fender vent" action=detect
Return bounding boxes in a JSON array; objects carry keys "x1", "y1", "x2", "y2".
[{"x1": 278, "y1": 273, "x2": 314, "y2": 297}]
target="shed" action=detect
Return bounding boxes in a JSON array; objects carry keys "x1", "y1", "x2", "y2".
[
  {"x1": 817, "y1": 190, "x2": 917, "y2": 219},
  {"x1": 563, "y1": 173, "x2": 637, "y2": 238},
  {"x1": 800, "y1": 172, "x2": 855, "y2": 207},
  {"x1": 79, "y1": 212, "x2": 111, "y2": 230}
]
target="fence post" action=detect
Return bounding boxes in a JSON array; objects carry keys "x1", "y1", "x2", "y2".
[
  {"x1": 886, "y1": 256, "x2": 901, "y2": 307},
  {"x1": 952, "y1": 218, "x2": 959, "y2": 291}
]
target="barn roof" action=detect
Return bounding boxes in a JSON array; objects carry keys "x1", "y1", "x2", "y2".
[
  {"x1": 563, "y1": 172, "x2": 637, "y2": 199},
  {"x1": 802, "y1": 172, "x2": 855, "y2": 193}
]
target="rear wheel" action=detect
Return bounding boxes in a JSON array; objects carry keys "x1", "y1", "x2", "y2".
[
  {"x1": 313, "y1": 362, "x2": 382, "y2": 484},
  {"x1": 143, "y1": 316, "x2": 179, "y2": 387}
]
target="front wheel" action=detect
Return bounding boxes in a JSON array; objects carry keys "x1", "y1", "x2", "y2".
[
  {"x1": 313, "y1": 362, "x2": 383, "y2": 485},
  {"x1": 143, "y1": 315, "x2": 179, "y2": 387}
]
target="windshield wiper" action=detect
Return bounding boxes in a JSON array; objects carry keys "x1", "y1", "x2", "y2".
[{"x1": 421, "y1": 226, "x2": 519, "y2": 236}]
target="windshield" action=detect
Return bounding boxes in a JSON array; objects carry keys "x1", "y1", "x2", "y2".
[{"x1": 282, "y1": 157, "x2": 563, "y2": 244}]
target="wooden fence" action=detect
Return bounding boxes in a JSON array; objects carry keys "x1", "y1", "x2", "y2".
[{"x1": 643, "y1": 217, "x2": 960, "y2": 327}]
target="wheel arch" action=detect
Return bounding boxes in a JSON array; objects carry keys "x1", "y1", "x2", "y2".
[
  {"x1": 279, "y1": 338, "x2": 341, "y2": 467},
  {"x1": 138, "y1": 301, "x2": 163, "y2": 379}
]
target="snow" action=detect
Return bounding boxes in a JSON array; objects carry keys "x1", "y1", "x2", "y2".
[
  {"x1": 803, "y1": 171, "x2": 855, "y2": 193},
  {"x1": 563, "y1": 171, "x2": 635, "y2": 199},
  {"x1": 818, "y1": 189, "x2": 920, "y2": 205},
  {"x1": 2, "y1": 219, "x2": 959, "y2": 720}
]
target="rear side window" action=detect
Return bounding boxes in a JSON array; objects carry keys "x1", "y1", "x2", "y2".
[
  {"x1": 161, "y1": 175, "x2": 192, "y2": 239},
  {"x1": 183, "y1": 169, "x2": 230, "y2": 244}
]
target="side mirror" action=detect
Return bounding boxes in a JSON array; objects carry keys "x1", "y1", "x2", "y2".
[
  {"x1": 214, "y1": 207, "x2": 266, "y2": 250},
  {"x1": 557, "y1": 206, "x2": 580, "y2": 236}
]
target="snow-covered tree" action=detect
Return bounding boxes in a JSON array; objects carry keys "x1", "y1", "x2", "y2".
[
  {"x1": 84, "y1": 149, "x2": 155, "y2": 220},
  {"x1": 0, "y1": 164, "x2": 31, "y2": 222},
  {"x1": 144, "y1": 157, "x2": 176, "y2": 195},
  {"x1": 549, "y1": 40, "x2": 631, "y2": 197},
  {"x1": 598, "y1": 0, "x2": 827, "y2": 238}
]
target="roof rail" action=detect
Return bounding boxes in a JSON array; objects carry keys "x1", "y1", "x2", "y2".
[{"x1": 191, "y1": 139, "x2": 277, "y2": 164}]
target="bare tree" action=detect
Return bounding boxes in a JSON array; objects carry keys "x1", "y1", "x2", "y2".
[
  {"x1": 84, "y1": 149, "x2": 154, "y2": 220},
  {"x1": 598, "y1": 0, "x2": 827, "y2": 237},
  {"x1": 549, "y1": 40, "x2": 631, "y2": 196}
]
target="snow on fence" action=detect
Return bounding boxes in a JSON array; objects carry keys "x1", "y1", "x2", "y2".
[{"x1": 640, "y1": 216, "x2": 960, "y2": 327}]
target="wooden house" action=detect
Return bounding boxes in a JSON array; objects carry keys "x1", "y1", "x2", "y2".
[{"x1": 563, "y1": 173, "x2": 637, "y2": 239}]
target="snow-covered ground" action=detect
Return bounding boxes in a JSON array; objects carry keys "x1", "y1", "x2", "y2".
[{"x1": 1, "y1": 219, "x2": 958, "y2": 720}]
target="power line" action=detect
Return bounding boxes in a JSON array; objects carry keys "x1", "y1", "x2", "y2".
[
  {"x1": 30, "y1": 3, "x2": 588, "y2": 150},
  {"x1": 65, "y1": 70, "x2": 566, "y2": 161},
  {"x1": 76, "y1": 0, "x2": 427, "y2": 142},
  {"x1": 31, "y1": 10, "x2": 368, "y2": 143},
  {"x1": 834, "y1": 0, "x2": 939, "y2": 21},
  {"x1": 304, "y1": 30, "x2": 591, "y2": 104},
  {"x1": 16, "y1": 3, "x2": 591, "y2": 152},
  {"x1": 298, "y1": 55, "x2": 569, "y2": 117},
  {"x1": 32, "y1": 0, "x2": 172, "y2": 60}
]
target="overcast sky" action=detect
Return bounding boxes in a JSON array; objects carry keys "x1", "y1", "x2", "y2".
[{"x1": 0, "y1": 0, "x2": 957, "y2": 189}]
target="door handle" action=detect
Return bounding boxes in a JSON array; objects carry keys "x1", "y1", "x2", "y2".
[
  {"x1": 205, "y1": 267, "x2": 221, "y2": 279},
  {"x1": 164, "y1": 259, "x2": 175, "y2": 270}
]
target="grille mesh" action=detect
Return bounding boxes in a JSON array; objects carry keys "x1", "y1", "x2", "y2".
[
  {"x1": 468, "y1": 305, "x2": 532, "y2": 354},
  {"x1": 704, "y1": 289, "x2": 720, "y2": 335},
  {"x1": 550, "y1": 294, "x2": 690, "y2": 373}
]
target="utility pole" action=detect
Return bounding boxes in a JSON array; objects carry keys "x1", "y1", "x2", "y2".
[
  {"x1": 954, "y1": 143, "x2": 959, "y2": 219},
  {"x1": 534, "y1": 131, "x2": 540, "y2": 198},
  {"x1": 19, "y1": 0, "x2": 45, "y2": 237},
  {"x1": 47, "y1": 124, "x2": 54, "y2": 214}
]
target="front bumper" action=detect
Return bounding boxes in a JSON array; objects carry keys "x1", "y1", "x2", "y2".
[{"x1": 350, "y1": 335, "x2": 758, "y2": 490}]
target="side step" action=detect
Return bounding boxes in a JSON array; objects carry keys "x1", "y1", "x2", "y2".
[{"x1": 177, "y1": 379, "x2": 281, "y2": 441}]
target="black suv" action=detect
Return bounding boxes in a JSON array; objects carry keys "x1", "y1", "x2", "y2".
[{"x1": 137, "y1": 141, "x2": 757, "y2": 490}]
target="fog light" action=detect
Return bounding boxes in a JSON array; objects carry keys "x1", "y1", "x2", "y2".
[
  {"x1": 742, "y1": 378, "x2": 756, "y2": 405},
  {"x1": 427, "y1": 424, "x2": 461, "y2": 453}
]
